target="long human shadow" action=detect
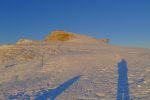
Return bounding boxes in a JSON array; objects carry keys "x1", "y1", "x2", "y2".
[
  {"x1": 34, "y1": 75, "x2": 82, "y2": 100},
  {"x1": 6, "y1": 75, "x2": 81, "y2": 100},
  {"x1": 117, "y1": 59, "x2": 130, "y2": 100}
]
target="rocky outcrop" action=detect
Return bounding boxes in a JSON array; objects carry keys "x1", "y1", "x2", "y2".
[
  {"x1": 14, "y1": 30, "x2": 109, "y2": 45},
  {"x1": 100, "y1": 38, "x2": 109, "y2": 44},
  {"x1": 45, "y1": 30, "x2": 75, "y2": 42},
  {"x1": 45, "y1": 30, "x2": 109, "y2": 44},
  {"x1": 16, "y1": 39, "x2": 34, "y2": 44}
]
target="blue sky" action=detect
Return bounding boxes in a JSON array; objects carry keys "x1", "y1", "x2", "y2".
[{"x1": 0, "y1": 0, "x2": 150, "y2": 48}]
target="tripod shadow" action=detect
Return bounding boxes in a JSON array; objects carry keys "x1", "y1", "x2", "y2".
[
  {"x1": 34, "y1": 75, "x2": 81, "y2": 100},
  {"x1": 117, "y1": 59, "x2": 130, "y2": 100},
  {"x1": 6, "y1": 75, "x2": 81, "y2": 100}
]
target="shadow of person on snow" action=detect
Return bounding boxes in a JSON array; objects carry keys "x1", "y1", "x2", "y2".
[{"x1": 117, "y1": 59, "x2": 130, "y2": 100}]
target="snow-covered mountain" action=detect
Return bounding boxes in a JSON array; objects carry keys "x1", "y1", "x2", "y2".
[{"x1": 0, "y1": 31, "x2": 149, "y2": 100}]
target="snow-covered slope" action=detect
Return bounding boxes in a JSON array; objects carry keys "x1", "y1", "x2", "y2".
[{"x1": 0, "y1": 31, "x2": 149, "y2": 100}]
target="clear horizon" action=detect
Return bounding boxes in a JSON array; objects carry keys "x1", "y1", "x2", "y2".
[{"x1": 0, "y1": 0, "x2": 150, "y2": 48}]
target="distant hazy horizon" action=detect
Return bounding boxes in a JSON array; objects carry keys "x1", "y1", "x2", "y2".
[{"x1": 0, "y1": 0, "x2": 150, "y2": 48}]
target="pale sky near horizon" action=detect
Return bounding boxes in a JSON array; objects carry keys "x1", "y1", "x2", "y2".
[{"x1": 0, "y1": 0, "x2": 150, "y2": 48}]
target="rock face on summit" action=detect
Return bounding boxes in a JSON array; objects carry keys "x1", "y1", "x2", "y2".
[
  {"x1": 16, "y1": 30, "x2": 109, "y2": 45},
  {"x1": 16, "y1": 39, "x2": 34, "y2": 44},
  {"x1": 45, "y1": 30, "x2": 109, "y2": 44},
  {"x1": 45, "y1": 30, "x2": 75, "y2": 42}
]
